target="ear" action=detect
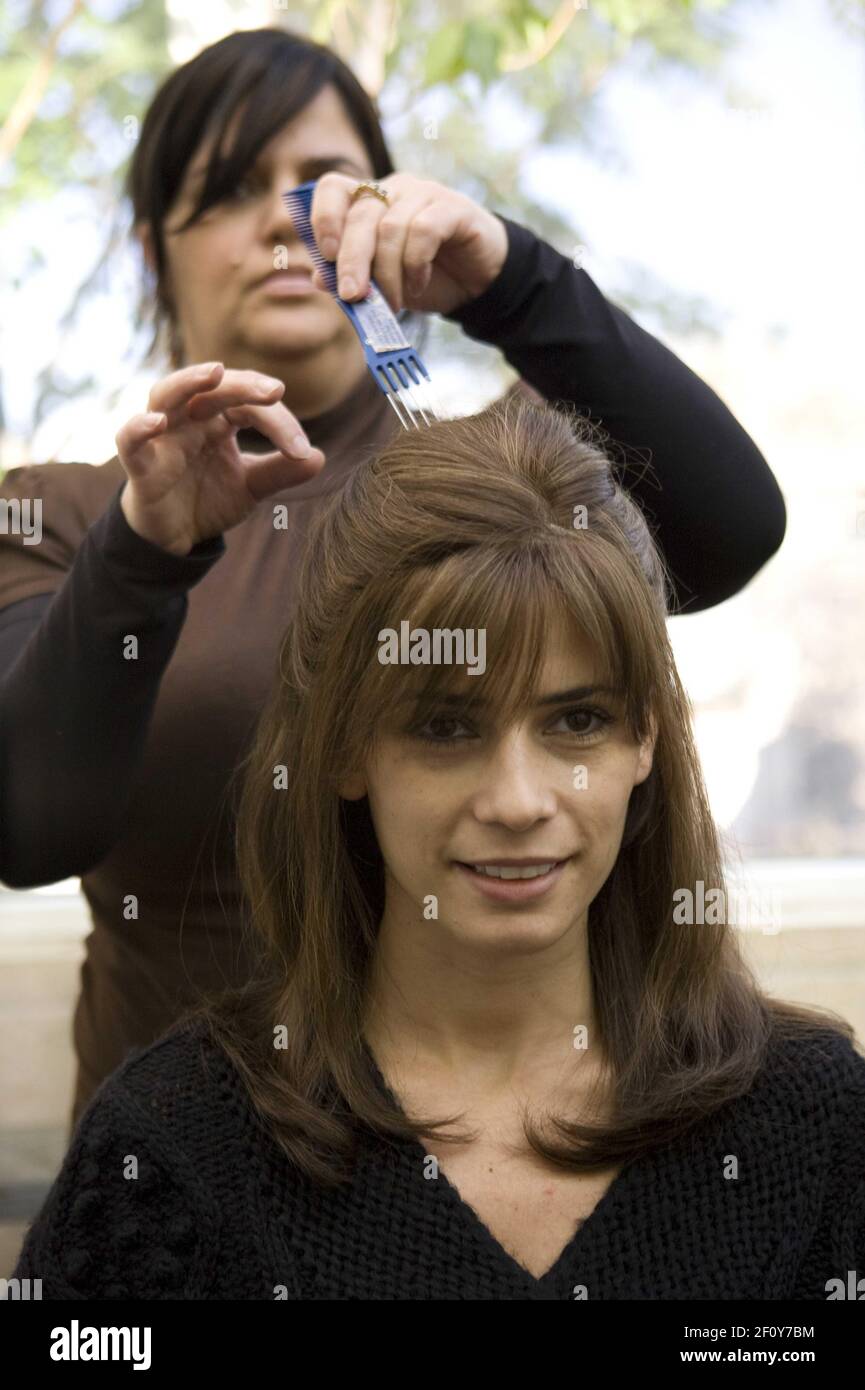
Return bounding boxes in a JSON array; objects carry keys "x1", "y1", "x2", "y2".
[
  {"x1": 338, "y1": 771, "x2": 367, "y2": 801},
  {"x1": 633, "y1": 715, "x2": 657, "y2": 787}
]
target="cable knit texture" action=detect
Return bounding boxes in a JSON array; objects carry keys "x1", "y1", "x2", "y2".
[{"x1": 11, "y1": 1020, "x2": 865, "y2": 1300}]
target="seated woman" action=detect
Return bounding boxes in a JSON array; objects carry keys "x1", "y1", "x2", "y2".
[{"x1": 12, "y1": 393, "x2": 864, "y2": 1300}]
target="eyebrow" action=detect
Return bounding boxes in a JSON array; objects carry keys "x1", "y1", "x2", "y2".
[
  {"x1": 300, "y1": 154, "x2": 369, "y2": 176},
  {"x1": 411, "y1": 685, "x2": 625, "y2": 709},
  {"x1": 187, "y1": 153, "x2": 368, "y2": 183}
]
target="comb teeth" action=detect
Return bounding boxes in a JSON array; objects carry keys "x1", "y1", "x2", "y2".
[
  {"x1": 378, "y1": 354, "x2": 440, "y2": 429},
  {"x1": 281, "y1": 181, "x2": 441, "y2": 429},
  {"x1": 282, "y1": 188, "x2": 338, "y2": 293}
]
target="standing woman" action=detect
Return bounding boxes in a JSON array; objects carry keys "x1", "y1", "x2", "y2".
[{"x1": 0, "y1": 27, "x2": 786, "y2": 1133}]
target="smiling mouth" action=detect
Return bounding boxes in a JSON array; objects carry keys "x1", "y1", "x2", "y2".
[{"x1": 455, "y1": 857, "x2": 571, "y2": 880}]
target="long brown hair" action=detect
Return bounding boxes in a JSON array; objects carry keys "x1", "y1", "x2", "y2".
[{"x1": 184, "y1": 392, "x2": 855, "y2": 1186}]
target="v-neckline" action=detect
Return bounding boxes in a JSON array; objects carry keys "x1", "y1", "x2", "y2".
[
  {"x1": 431, "y1": 1149, "x2": 633, "y2": 1288},
  {"x1": 362, "y1": 1042, "x2": 637, "y2": 1289}
]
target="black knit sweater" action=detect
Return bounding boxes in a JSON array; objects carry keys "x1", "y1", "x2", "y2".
[{"x1": 12, "y1": 1020, "x2": 865, "y2": 1300}]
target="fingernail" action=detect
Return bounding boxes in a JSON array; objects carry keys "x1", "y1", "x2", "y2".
[
  {"x1": 339, "y1": 275, "x2": 356, "y2": 299},
  {"x1": 289, "y1": 434, "x2": 311, "y2": 458}
]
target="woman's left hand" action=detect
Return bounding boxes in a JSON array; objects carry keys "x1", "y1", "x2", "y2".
[{"x1": 308, "y1": 171, "x2": 509, "y2": 316}]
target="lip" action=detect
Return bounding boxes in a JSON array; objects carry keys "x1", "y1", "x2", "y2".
[
  {"x1": 254, "y1": 270, "x2": 316, "y2": 296},
  {"x1": 453, "y1": 857, "x2": 571, "y2": 902},
  {"x1": 459, "y1": 857, "x2": 567, "y2": 867}
]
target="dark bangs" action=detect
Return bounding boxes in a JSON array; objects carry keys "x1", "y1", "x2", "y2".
[
  {"x1": 126, "y1": 28, "x2": 395, "y2": 275},
  {"x1": 174, "y1": 47, "x2": 393, "y2": 232}
]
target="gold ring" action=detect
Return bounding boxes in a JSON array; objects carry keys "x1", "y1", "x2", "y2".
[{"x1": 349, "y1": 179, "x2": 391, "y2": 207}]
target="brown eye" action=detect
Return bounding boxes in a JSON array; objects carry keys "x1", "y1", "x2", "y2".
[
  {"x1": 557, "y1": 707, "x2": 614, "y2": 740},
  {"x1": 414, "y1": 717, "x2": 467, "y2": 748}
]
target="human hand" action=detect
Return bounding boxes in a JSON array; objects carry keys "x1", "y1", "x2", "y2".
[
  {"x1": 307, "y1": 171, "x2": 509, "y2": 317},
  {"x1": 115, "y1": 362, "x2": 325, "y2": 556}
]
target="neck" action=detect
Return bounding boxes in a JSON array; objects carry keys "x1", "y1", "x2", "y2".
[
  {"x1": 270, "y1": 342, "x2": 371, "y2": 423},
  {"x1": 362, "y1": 909, "x2": 603, "y2": 1103}
]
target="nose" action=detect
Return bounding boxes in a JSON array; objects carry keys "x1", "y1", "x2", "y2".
[
  {"x1": 469, "y1": 733, "x2": 558, "y2": 831},
  {"x1": 258, "y1": 175, "x2": 309, "y2": 257}
]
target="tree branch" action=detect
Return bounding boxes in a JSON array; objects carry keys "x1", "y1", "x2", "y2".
[
  {"x1": 500, "y1": 0, "x2": 588, "y2": 73},
  {"x1": 0, "y1": 0, "x2": 85, "y2": 168}
]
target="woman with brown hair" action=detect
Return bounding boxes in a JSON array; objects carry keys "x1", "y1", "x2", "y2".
[
  {"x1": 0, "y1": 26, "x2": 787, "y2": 1134},
  {"x1": 12, "y1": 393, "x2": 863, "y2": 1300}
]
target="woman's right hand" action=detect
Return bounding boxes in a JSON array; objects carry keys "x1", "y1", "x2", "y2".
[{"x1": 115, "y1": 362, "x2": 326, "y2": 555}]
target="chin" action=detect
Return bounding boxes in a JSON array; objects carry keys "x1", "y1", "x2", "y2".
[
  {"x1": 243, "y1": 325, "x2": 330, "y2": 357},
  {"x1": 252, "y1": 312, "x2": 343, "y2": 347},
  {"x1": 444, "y1": 911, "x2": 579, "y2": 953}
]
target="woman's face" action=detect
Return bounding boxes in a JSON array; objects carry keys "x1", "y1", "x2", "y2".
[
  {"x1": 340, "y1": 616, "x2": 656, "y2": 953},
  {"x1": 140, "y1": 84, "x2": 375, "y2": 370}
]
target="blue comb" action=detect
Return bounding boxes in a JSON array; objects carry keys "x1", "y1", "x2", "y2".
[{"x1": 282, "y1": 180, "x2": 441, "y2": 431}]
